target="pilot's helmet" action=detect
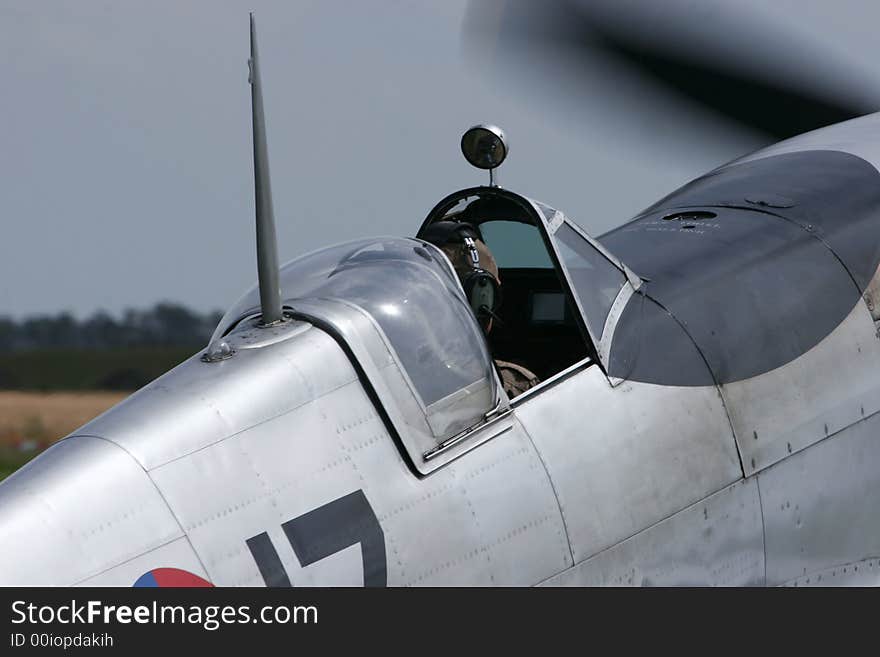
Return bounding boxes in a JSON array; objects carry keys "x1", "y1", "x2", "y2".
[{"x1": 419, "y1": 221, "x2": 501, "y2": 326}]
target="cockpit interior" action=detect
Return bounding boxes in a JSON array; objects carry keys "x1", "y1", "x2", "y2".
[{"x1": 417, "y1": 192, "x2": 592, "y2": 390}]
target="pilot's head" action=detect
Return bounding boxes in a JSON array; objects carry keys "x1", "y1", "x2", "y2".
[{"x1": 419, "y1": 221, "x2": 500, "y2": 331}]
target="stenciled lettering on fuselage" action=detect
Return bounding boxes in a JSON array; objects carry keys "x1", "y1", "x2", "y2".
[{"x1": 246, "y1": 490, "x2": 387, "y2": 587}]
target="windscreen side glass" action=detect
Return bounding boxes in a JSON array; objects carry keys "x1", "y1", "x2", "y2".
[{"x1": 554, "y1": 223, "x2": 625, "y2": 340}]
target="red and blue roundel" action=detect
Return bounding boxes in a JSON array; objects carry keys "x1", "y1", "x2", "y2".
[{"x1": 134, "y1": 568, "x2": 213, "y2": 588}]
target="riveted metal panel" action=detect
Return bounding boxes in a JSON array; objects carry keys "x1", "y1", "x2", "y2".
[
  {"x1": 783, "y1": 558, "x2": 880, "y2": 587},
  {"x1": 722, "y1": 299, "x2": 880, "y2": 475},
  {"x1": 515, "y1": 366, "x2": 741, "y2": 564},
  {"x1": 76, "y1": 537, "x2": 209, "y2": 587},
  {"x1": 541, "y1": 479, "x2": 763, "y2": 586},
  {"x1": 149, "y1": 389, "x2": 369, "y2": 586},
  {"x1": 76, "y1": 323, "x2": 357, "y2": 470},
  {"x1": 758, "y1": 409, "x2": 880, "y2": 586},
  {"x1": 150, "y1": 371, "x2": 569, "y2": 586},
  {"x1": 0, "y1": 436, "x2": 182, "y2": 586},
  {"x1": 390, "y1": 419, "x2": 571, "y2": 586}
]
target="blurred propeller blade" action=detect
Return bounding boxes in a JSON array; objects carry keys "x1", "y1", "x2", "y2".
[{"x1": 465, "y1": 0, "x2": 879, "y2": 141}]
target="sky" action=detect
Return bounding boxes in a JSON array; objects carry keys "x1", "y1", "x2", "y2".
[{"x1": 2, "y1": 0, "x2": 876, "y2": 319}]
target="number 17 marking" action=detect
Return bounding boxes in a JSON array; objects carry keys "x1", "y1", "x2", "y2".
[{"x1": 246, "y1": 490, "x2": 387, "y2": 587}]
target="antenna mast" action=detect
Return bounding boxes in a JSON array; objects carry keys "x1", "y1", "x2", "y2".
[{"x1": 249, "y1": 13, "x2": 283, "y2": 325}]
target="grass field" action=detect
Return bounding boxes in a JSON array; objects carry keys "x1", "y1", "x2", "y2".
[
  {"x1": 0, "y1": 391, "x2": 127, "y2": 480},
  {"x1": 0, "y1": 346, "x2": 195, "y2": 390},
  {"x1": 0, "y1": 346, "x2": 194, "y2": 481}
]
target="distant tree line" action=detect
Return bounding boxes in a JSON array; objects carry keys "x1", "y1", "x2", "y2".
[{"x1": 0, "y1": 303, "x2": 223, "y2": 352}]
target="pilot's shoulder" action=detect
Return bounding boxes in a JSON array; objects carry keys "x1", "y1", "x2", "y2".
[{"x1": 495, "y1": 359, "x2": 540, "y2": 397}]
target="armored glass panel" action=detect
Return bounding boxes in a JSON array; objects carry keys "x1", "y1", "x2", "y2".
[
  {"x1": 214, "y1": 238, "x2": 496, "y2": 419},
  {"x1": 554, "y1": 223, "x2": 626, "y2": 341},
  {"x1": 480, "y1": 221, "x2": 554, "y2": 269}
]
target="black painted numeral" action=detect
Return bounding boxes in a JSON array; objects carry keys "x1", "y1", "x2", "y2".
[
  {"x1": 245, "y1": 532, "x2": 292, "y2": 587},
  {"x1": 246, "y1": 490, "x2": 386, "y2": 587}
]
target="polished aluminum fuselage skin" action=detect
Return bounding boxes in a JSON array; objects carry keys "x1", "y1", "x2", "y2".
[{"x1": 3, "y1": 115, "x2": 880, "y2": 586}]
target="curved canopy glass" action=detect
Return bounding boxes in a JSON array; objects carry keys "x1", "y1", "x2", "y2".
[{"x1": 213, "y1": 237, "x2": 497, "y2": 410}]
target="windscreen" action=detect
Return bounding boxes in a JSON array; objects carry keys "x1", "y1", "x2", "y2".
[{"x1": 553, "y1": 222, "x2": 627, "y2": 342}]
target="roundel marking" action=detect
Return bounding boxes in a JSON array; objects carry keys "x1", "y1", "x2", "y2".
[{"x1": 133, "y1": 567, "x2": 213, "y2": 588}]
